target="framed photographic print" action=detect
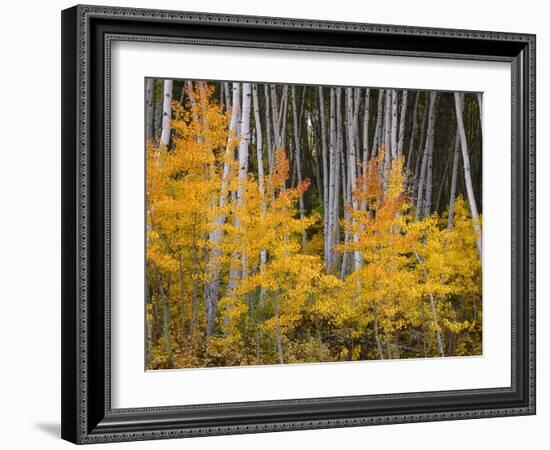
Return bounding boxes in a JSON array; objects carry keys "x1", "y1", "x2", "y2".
[{"x1": 61, "y1": 4, "x2": 536, "y2": 444}]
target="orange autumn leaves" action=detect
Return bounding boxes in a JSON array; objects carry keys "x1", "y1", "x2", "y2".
[{"x1": 146, "y1": 84, "x2": 481, "y2": 369}]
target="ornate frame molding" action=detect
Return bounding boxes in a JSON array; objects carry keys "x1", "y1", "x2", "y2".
[{"x1": 62, "y1": 4, "x2": 536, "y2": 444}]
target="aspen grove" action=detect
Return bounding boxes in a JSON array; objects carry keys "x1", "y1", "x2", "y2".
[{"x1": 145, "y1": 79, "x2": 482, "y2": 369}]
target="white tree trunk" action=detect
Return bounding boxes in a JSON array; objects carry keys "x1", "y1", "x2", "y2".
[
  {"x1": 415, "y1": 92, "x2": 437, "y2": 219},
  {"x1": 406, "y1": 92, "x2": 419, "y2": 175},
  {"x1": 291, "y1": 86, "x2": 306, "y2": 247},
  {"x1": 454, "y1": 92, "x2": 482, "y2": 256},
  {"x1": 319, "y1": 87, "x2": 330, "y2": 268},
  {"x1": 223, "y1": 81, "x2": 231, "y2": 111},
  {"x1": 336, "y1": 88, "x2": 350, "y2": 278},
  {"x1": 362, "y1": 88, "x2": 371, "y2": 168},
  {"x1": 159, "y1": 79, "x2": 173, "y2": 148},
  {"x1": 423, "y1": 92, "x2": 437, "y2": 217},
  {"x1": 447, "y1": 131, "x2": 461, "y2": 231},
  {"x1": 412, "y1": 93, "x2": 430, "y2": 199},
  {"x1": 415, "y1": 92, "x2": 437, "y2": 220},
  {"x1": 263, "y1": 85, "x2": 274, "y2": 173},
  {"x1": 384, "y1": 89, "x2": 392, "y2": 166},
  {"x1": 397, "y1": 90, "x2": 408, "y2": 156},
  {"x1": 390, "y1": 89, "x2": 398, "y2": 159},
  {"x1": 326, "y1": 88, "x2": 337, "y2": 273},
  {"x1": 226, "y1": 84, "x2": 252, "y2": 320},
  {"x1": 345, "y1": 88, "x2": 362, "y2": 271},
  {"x1": 372, "y1": 89, "x2": 384, "y2": 157},
  {"x1": 204, "y1": 82, "x2": 241, "y2": 337},
  {"x1": 252, "y1": 84, "x2": 267, "y2": 305}
]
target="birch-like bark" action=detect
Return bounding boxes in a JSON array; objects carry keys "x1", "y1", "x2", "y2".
[
  {"x1": 223, "y1": 81, "x2": 231, "y2": 111},
  {"x1": 454, "y1": 92, "x2": 482, "y2": 256},
  {"x1": 332, "y1": 89, "x2": 342, "y2": 271},
  {"x1": 353, "y1": 88, "x2": 361, "y2": 168},
  {"x1": 252, "y1": 85, "x2": 267, "y2": 305},
  {"x1": 159, "y1": 79, "x2": 173, "y2": 148},
  {"x1": 326, "y1": 88, "x2": 337, "y2": 273},
  {"x1": 345, "y1": 88, "x2": 362, "y2": 271},
  {"x1": 291, "y1": 85, "x2": 306, "y2": 247},
  {"x1": 423, "y1": 92, "x2": 437, "y2": 217},
  {"x1": 145, "y1": 78, "x2": 154, "y2": 141},
  {"x1": 337, "y1": 88, "x2": 350, "y2": 278},
  {"x1": 390, "y1": 89, "x2": 398, "y2": 159},
  {"x1": 371, "y1": 89, "x2": 384, "y2": 157},
  {"x1": 447, "y1": 131, "x2": 461, "y2": 230},
  {"x1": 406, "y1": 92, "x2": 420, "y2": 175},
  {"x1": 397, "y1": 90, "x2": 408, "y2": 156},
  {"x1": 280, "y1": 87, "x2": 289, "y2": 154},
  {"x1": 270, "y1": 85, "x2": 281, "y2": 149},
  {"x1": 319, "y1": 87, "x2": 330, "y2": 268},
  {"x1": 203, "y1": 83, "x2": 241, "y2": 337},
  {"x1": 415, "y1": 91, "x2": 437, "y2": 219},
  {"x1": 384, "y1": 89, "x2": 392, "y2": 170},
  {"x1": 362, "y1": 89, "x2": 371, "y2": 168},
  {"x1": 234, "y1": 82, "x2": 252, "y2": 270},
  {"x1": 153, "y1": 80, "x2": 162, "y2": 140},
  {"x1": 412, "y1": 92, "x2": 430, "y2": 197},
  {"x1": 264, "y1": 85, "x2": 274, "y2": 173}
]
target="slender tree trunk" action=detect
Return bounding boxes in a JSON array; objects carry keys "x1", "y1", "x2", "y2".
[
  {"x1": 153, "y1": 264, "x2": 173, "y2": 367},
  {"x1": 228, "y1": 83, "x2": 252, "y2": 288},
  {"x1": 319, "y1": 87, "x2": 330, "y2": 268},
  {"x1": 362, "y1": 88, "x2": 371, "y2": 168},
  {"x1": 252, "y1": 84, "x2": 267, "y2": 305},
  {"x1": 153, "y1": 80, "x2": 162, "y2": 141},
  {"x1": 412, "y1": 92, "x2": 430, "y2": 198},
  {"x1": 270, "y1": 85, "x2": 280, "y2": 149},
  {"x1": 280, "y1": 87, "x2": 289, "y2": 155},
  {"x1": 326, "y1": 88, "x2": 337, "y2": 273},
  {"x1": 223, "y1": 81, "x2": 231, "y2": 110},
  {"x1": 414, "y1": 252, "x2": 445, "y2": 357},
  {"x1": 415, "y1": 91, "x2": 437, "y2": 219},
  {"x1": 160, "y1": 79, "x2": 173, "y2": 148},
  {"x1": 345, "y1": 88, "x2": 362, "y2": 271},
  {"x1": 447, "y1": 131, "x2": 461, "y2": 230},
  {"x1": 454, "y1": 92, "x2": 482, "y2": 256},
  {"x1": 372, "y1": 89, "x2": 384, "y2": 157},
  {"x1": 390, "y1": 89, "x2": 398, "y2": 159},
  {"x1": 384, "y1": 90, "x2": 392, "y2": 175},
  {"x1": 291, "y1": 86, "x2": 306, "y2": 247},
  {"x1": 423, "y1": 92, "x2": 437, "y2": 217},
  {"x1": 406, "y1": 91, "x2": 420, "y2": 175},
  {"x1": 397, "y1": 90, "x2": 408, "y2": 156},
  {"x1": 373, "y1": 304, "x2": 385, "y2": 359},
  {"x1": 145, "y1": 78, "x2": 154, "y2": 141},
  {"x1": 332, "y1": 89, "x2": 341, "y2": 270},
  {"x1": 203, "y1": 83, "x2": 241, "y2": 337},
  {"x1": 386, "y1": 340, "x2": 393, "y2": 360},
  {"x1": 337, "y1": 88, "x2": 349, "y2": 278},
  {"x1": 178, "y1": 256, "x2": 186, "y2": 341},
  {"x1": 274, "y1": 296, "x2": 284, "y2": 364},
  {"x1": 264, "y1": 85, "x2": 274, "y2": 173}
]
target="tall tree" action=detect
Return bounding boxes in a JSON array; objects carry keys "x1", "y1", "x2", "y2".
[
  {"x1": 145, "y1": 78, "x2": 154, "y2": 141},
  {"x1": 160, "y1": 79, "x2": 173, "y2": 148},
  {"x1": 454, "y1": 92, "x2": 482, "y2": 256},
  {"x1": 204, "y1": 82, "x2": 241, "y2": 337}
]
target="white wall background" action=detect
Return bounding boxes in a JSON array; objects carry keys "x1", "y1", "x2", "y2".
[{"x1": 0, "y1": 0, "x2": 545, "y2": 448}]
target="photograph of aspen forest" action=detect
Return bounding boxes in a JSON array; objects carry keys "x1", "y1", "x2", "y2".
[{"x1": 145, "y1": 78, "x2": 483, "y2": 370}]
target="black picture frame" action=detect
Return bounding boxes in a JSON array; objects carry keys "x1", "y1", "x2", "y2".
[{"x1": 61, "y1": 4, "x2": 536, "y2": 444}]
